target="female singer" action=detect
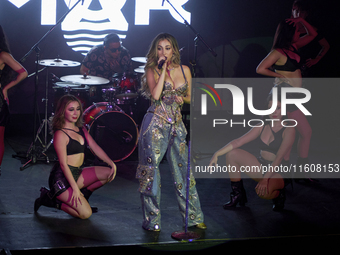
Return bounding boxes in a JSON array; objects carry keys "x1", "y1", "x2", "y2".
[{"x1": 137, "y1": 33, "x2": 206, "y2": 231}]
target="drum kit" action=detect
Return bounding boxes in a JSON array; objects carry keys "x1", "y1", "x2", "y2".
[{"x1": 34, "y1": 56, "x2": 148, "y2": 163}]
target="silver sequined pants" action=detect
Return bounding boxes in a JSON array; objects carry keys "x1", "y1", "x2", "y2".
[{"x1": 136, "y1": 112, "x2": 204, "y2": 231}]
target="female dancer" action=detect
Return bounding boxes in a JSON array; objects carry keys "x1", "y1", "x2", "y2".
[
  {"x1": 256, "y1": 17, "x2": 317, "y2": 172},
  {"x1": 291, "y1": 0, "x2": 330, "y2": 75},
  {"x1": 0, "y1": 26, "x2": 28, "y2": 175},
  {"x1": 34, "y1": 95, "x2": 116, "y2": 219},
  {"x1": 209, "y1": 98, "x2": 296, "y2": 211},
  {"x1": 137, "y1": 33, "x2": 205, "y2": 231}
]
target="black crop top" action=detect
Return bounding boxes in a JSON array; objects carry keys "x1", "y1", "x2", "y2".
[
  {"x1": 258, "y1": 125, "x2": 286, "y2": 155},
  {"x1": 272, "y1": 47, "x2": 301, "y2": 72},
  {"x1": 59, "y1": 128, "x2": 87, "y2": 155}
]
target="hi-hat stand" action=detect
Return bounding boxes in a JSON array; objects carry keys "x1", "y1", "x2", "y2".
[
  {"x1": 13, "y1": 0, "x2": 83, "y2": 170},
  {"x1": 18, "y1": 66, "x2": 54, "y2": 170}
]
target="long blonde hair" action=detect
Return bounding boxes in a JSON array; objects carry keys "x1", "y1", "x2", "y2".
[{"x1": 140, "y1": 33, "x2": 181, "y2": 99}]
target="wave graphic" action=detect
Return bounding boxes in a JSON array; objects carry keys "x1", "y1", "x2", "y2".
[
  {"x1": 63, "y1": 30, "x2": 127, "y2": 55},
  {"x1": 61, "y1": 0, "x2": 128, "y2": 55}
]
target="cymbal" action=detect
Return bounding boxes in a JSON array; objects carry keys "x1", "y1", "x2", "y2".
[
  {"x1": 38, "y1": 58, "x2": 81, "y2": 67},
  {"x1": 131, "y1": 57, "x2": 147, "y2": 64},
  {"x1": 134, "y1": 68, "x2": 145, "y2": 74},
  {"x1": 60, "y1": 75, "x2": 110, "y2": 85}
]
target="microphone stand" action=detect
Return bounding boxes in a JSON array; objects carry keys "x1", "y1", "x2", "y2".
[
  {"x1": 164, "y1": 0, "x2": 217, "y2": 78},
  {"x1": 14, "y1": 0, "x2": 83, "y2": 170},
  {"x1": 171, "y1": 141, "x2": 200, "y2": 241},
  {"x1": 164, "y1": 0, "x2": 214, "y2": 240}
]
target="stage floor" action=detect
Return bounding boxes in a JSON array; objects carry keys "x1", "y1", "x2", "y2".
[{"x1": 1, "y1": 116, "x2": 340, "y2": 254}]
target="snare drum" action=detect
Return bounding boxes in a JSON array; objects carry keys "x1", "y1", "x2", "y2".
[
  {"x1": 116, "y1": 74, "x2": 139, "y2": 101},
  {"x1": 101, "y1": 85, "x2": 120, "y2": 103},
  {"x1": 83, "y1": 102, "x2": 139, "y2": 162}
]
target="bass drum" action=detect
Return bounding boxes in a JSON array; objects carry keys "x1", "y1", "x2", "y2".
[{"x1": 83, "y1": 102, "x2": 139, "y2": 162}]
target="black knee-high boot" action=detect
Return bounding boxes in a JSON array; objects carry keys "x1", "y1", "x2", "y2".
[
  {"x1": 80, "y1": 187, "x2": 93, "y2": 200},
  {"x1": 272, "y1": 188, "x2": 286, "y2": 211},
  {"x1": 223, "y1": 180, "x2": 247, "y2": 209},
  {"x1": 80, "y1": 187, "x2": 98, "y2": 213},
  {"x1": 34, "y1": 187, "x2": 61, "y2": 212}
]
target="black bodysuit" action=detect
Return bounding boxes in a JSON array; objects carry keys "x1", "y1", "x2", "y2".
[
  {"x1": 48, "y1": 127, "x2": 87, "y2": 198},
  {"x1": 272, "y1": 47, "x2": 301, "y2": 72},
  {"x1": 258, "y1": 125, "x2": 286, "y2": 155},
  {"x1": 59, "y1": 128, "x2": 87, "y2": 155},
  {"x1": 256, "y1": 125, "x2": 291, "y2": 182}
]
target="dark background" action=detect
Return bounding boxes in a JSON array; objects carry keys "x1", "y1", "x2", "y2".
[
  {"x1": 0, "y1": 2, "x2": 339, "y2": 252},
  {"x1": 0, "y1": 0, "x2": 338, "y2": 116}
]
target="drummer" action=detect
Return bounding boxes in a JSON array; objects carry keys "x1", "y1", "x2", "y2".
[
  {"x1": 80, "y1": 33, "x2": 132, "y2": 79},
  {"x1": 80, "y1": 33, "x2": 132, "y2": 102}
]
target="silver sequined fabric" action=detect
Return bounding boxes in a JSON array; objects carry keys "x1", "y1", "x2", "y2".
[{"x1": 136, "y1": 81, "x2": 204, "y2": 231}]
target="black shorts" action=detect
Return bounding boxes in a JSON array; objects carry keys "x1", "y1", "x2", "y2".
[{"x1": 48, "y1": 162, "x2": 83, "y2": 199}]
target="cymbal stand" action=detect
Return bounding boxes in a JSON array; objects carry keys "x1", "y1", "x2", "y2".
[
  {"x1": 20, "y1": 67, "x2": 54, "y2": 170},
  {"x1": 14, "y1": 0, "x2": 83, "y2": 170}
]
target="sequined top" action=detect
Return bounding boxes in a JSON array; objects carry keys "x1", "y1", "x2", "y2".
[{"x1": 148, "y1": 66, "x2": 188, "y2": 125}]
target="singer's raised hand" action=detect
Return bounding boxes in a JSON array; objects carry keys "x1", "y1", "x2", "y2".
[{"x1": 157, "y1": 56, "x2": 167, "y2": 70}]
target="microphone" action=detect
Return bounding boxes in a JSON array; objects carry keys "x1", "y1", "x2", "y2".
[
  {"x1": 162, "y1": 0, "x2": 165, "y2": 6},
  {"x1": 158, "y1": 58, "x2": 166, "y2": 69}
]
